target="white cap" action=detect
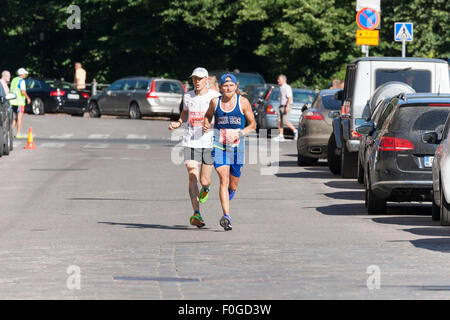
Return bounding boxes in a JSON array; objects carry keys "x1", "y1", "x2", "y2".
[
  {"x1": 190, "y1": 67, "x2": 208, "y2": 78},
  {"x1": 17, "y1": 68, "x2": 29, "y2": 76}
]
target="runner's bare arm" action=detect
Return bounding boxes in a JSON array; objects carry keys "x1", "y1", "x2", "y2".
[
  {"x1": 240, "y1": 96, "x2": 256, "y2": 136},
  {"x1": 203, "y1": 97, "x2": 217, "y2": 133},
  {"x1": 169, "y1": 109, "x2": 188, "y2": 131}
]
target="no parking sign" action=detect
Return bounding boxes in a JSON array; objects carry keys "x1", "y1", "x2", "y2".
[{"x1": 356, "y1": 7, "x2": 380, "y2": 30}]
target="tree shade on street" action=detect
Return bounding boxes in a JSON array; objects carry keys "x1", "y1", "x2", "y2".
[{"x1": 0, "y1": 0, "x2": 448, "y2": 88}]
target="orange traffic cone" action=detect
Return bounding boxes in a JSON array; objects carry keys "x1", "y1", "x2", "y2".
[{"x1": 24, "y1": 127, "x2": 37, "y2": 149}]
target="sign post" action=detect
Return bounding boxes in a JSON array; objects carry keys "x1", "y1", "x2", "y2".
[{"x1": 394, "y1": 22, "x2": 413, "y2": 58}]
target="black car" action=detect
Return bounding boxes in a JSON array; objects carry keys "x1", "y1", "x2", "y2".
[
  {"x1": 358, "y1": 94, "x2": 450, "y2": 214},
  {"x1": 24, "y1": 78, "x2": 89, "y2": 116},
  {"x1": 0, "y1": 86, "x2": 14, "y2": 156}
]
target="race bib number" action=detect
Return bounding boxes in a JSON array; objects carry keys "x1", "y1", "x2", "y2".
[
  {"x1": 219, "y1": 129, "x2": 240, "y2": 147},
  {"x1": 189, "y1": 111, "x2": 204, "y2": 127}
]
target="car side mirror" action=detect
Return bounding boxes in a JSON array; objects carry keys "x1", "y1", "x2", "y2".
[
  {"x1": 334, "y1": 90, "x2": 343, "y2": 101},
  {"x1": 301, "y1": 104, "x2": 308, "y2": 112},
  {"x1": 328, "y1": 111, "x2": 340, "y2": 119},
  {"x1": 356, "y1": 122, "x2": 374, "y2": 136},
  {"x1": 422, "y1": 132, "x2": 440, "y2": 144}
]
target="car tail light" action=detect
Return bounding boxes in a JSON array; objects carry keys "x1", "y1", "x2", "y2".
[
  {"x1": 81, "y1": 93, "x2": 89, "y2": 99},
  {"x1": 303, "y1": 110, "x2": 324, "y2": 120},
  {"x1": 266, "y1": 105, "x2": 276, "y2": 115},
  {"x1": 50, "y1": 90, "x2": 65, "y2": 97},
  {"x1": 379, "y1": 137, "x2": 414, "y2": 151},
  {"x1": 181, "y1": 83, "x2": 186, "y2": 93},
  {"x1": 351, "y1": 129, "x2": 361, "y2": 138},
  {"x1": 146, "y1": 81, "x2": 158, "y2": 99}
]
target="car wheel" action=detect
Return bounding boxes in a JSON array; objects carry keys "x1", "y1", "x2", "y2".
[
  {"x1": 297, "y1": 153, "x2": 318, "y2": 166},
  {"x1": 327, "y1": 133, "x2": 341, "y2": 175},
  {"x1": 432, "y1": 195, "x2": 440, "y2": 221},
  {"x1": 129, "y1": 102, "x2": 141, "y2": 120},
  {"x1": 340, "y1": 143, "x2": 358, "y2": 179},
  {"x1": 89, "y1": 101, "x2": 101, "y2": 118},
  {"x1": 32, "y1": 98, "x2": 44, "y2": 115},
  {"x1": 0, "y1": 130, "x2": 4, "y2": 158},
  {"x1": 440, "y1": 183, "x2": 450, "y2": 226},
  {"x1": 357, "y1": 160, "x2": 364, "y2": 184},
  {"x1": 366, "y1": 180, "x2": 386, "y2": 214},
  {"x1": 3, "y1": 122, "x2": 10, "y2": 156}
]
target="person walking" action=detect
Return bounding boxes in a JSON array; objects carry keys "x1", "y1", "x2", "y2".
[
  {"x1": 274, "y1": 74, "x2": 298, "y2": 141},
  {"x1": 203, "y1": 73, "x2": 256, "y2": 231},
  {"x1": 0, "y1": 70, "x2": 11, "y2": 95},
  {"x1": 169, "y1": 67, "x2": 221, "y2": 228},
  {"x1": 74, "y1": 62, "x2": 86, "y2": 91},
  {"x1": 9, "y1": 68, "x2": 31, "y2": 139}
]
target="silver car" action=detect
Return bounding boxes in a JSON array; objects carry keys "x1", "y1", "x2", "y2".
[
  {"x1": 88, "y1": 77, "x2": 184, "y2": 119},
  {"x1": 430, "y1": 100, "x2": 450, "y2": 224},
  {"x1": 258, "y1": 87, "x2": 316, "y2": 136}
]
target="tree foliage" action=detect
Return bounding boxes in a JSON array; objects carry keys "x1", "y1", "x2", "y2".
[{"x1": 0, "y1": 0, "x2": 448, "y2": 87}]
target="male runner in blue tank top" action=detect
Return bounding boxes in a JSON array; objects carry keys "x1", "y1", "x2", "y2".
[{"x1": 203, "y1": 73, "x2": 256, "y2": 231}]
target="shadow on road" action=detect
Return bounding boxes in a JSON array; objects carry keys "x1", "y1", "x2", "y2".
[
  {"x1": 315, "y1": 203, "x2": 367, "y2": 216},
  {"x1": 324, "y1": 180, "x2": 364, "y2": 190},
  {"x1": 98, "y1": 221, "x2": 220, "y2": 232}
]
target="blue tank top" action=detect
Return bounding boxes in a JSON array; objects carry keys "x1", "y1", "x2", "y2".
[{"x1": 213, "y1": 94, "x2": 245, "y2": 151}]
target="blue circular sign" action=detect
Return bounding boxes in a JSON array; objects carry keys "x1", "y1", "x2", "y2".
[{"x1": 356, "y1": 7, "x2": 380, "y2": 30}]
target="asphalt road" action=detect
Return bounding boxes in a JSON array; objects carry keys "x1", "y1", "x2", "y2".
[{"x1": 1, "y1": 113, "x2": 450, "y2": 299}]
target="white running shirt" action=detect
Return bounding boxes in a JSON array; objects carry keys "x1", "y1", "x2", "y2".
[{"x1": 182, "y1": 89, "x2": 221, "y2": 148}]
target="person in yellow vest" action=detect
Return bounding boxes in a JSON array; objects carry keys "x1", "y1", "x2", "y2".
[{"x1": 10, "y1": 68, "x2": 31, "y2": 138}]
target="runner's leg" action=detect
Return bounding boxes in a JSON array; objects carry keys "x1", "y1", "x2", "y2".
[
  {"x1": 216, "y1": 165, "x2": 231, "y2": 215},
  {"x1": 185, "y1": 160, "x2": 200, "y2": 212}
]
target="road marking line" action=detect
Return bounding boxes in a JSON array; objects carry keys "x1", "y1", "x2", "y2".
[
  {"x1": 88, "y1": 134, "x2": 110, "y2": 139},
  {"x1": 50, "y1": 133, "x2": 74, "y2": 139},
  {"x1": 126, "y1": 134, "x2": 147, "y2": 139},
  {"x1": 127, "y1": 144, "x2": 150, "y2": 150},
  {"x1": 40, "y1": 143, "x2": 66, "y2": 148},
  {"x1": 83, "y1": 143, "x2": 109, "y2": 149}
]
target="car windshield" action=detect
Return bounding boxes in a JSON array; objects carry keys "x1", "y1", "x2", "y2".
[
  {"x1": 234, "y1": 74, "x2": 265, "y2": 89},
  {"x1": 321, "y1": 93, "x2": 342, "y2": 110},
  {"x1": 375, "y1": 69, "x2": 431, "y2": 93},
  {"x1": 45, "y1": 80, "x2": 76, "y2": 90},
  {"x1": 293, "y1": 91, "x2": 315, "y2": 104}
]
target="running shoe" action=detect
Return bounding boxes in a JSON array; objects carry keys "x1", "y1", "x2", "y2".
[
  {"x1": 228, "y1": 188, "x2": 236, "y2": 201},
  {"x1": 219, "y1": 214, "x2": 232, "y2": 231},
  {"x1": 190, "y1": 213, "x2": 205, "y2": 228},
  {"x1": 199, "y1": 186, "x2": 210, "y2": 204}
]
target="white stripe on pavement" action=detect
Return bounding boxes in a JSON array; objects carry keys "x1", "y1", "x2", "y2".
[
  {"x1": 83, "y1": 143, "x2": 109, "y2": 149},
  {"x1": 88, "y1": 134, "x2": 110, "y2": 139},
  {"x1": 127, "y1": 144, "x2": 150, "y2": 150}
]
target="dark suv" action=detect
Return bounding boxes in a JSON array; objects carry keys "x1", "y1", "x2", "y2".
[{"x1": 358, "y1": 94, "x2": 450, "y2": 214}]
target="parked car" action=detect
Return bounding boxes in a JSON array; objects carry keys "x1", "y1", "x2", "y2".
[
  {"x1": 209, "y1": 70, "x2": 266, "y2": 91},
  {"x1": 24, "y1": 78, "x2": 89, "y2": 116},
  {"x1": 429, "y1": 101, "x2": 450, "y2": 224},
  {"x1": 257, "y1": 86, "x2": 316, "y2": 137},
  {"x1": 331, "y1": 57, "x2": 450, "y2": 178},
  {"x1": 296, "y1": 89, "x2": 341, "y2": 166},
  {"x1": 0, "y1": 87, "x2": 15, "y2": 156},
  {"x1": 358, "y1": 94, "x2": 450, "y2": 214},
  {"x1": 243, "y1": 84, "x2": 275, "y2": 128},
  {"x1": 88, "y1": 77, "x2": 184, "y2": 120},
  {"x1": 356, "y1": 81, "x2": 416, "y2": 183}
]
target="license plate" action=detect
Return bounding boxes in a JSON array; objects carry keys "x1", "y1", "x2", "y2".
[
  {"x1": 424, "y1": 156, "x2": 434, "y2": 168},
  {"x1": 68, "y1": 94, "x2": 79, "y2": 100}
]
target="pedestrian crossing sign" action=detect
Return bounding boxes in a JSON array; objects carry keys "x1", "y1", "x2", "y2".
[{"x1": 395, "y1": 23, "x2": 413, "y2": 42}]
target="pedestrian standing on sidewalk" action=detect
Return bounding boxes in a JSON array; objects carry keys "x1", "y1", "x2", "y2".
[
  {"x1": 274, "y1": 74, "x2": 298, "y2": 141},
  {"x1": 10, "y1": 68, "x2": 31, "y2": 139},
  {"x1": 169, "y1": 67, "x2": 221, "y2": 228},
  {"x1": 203, "y1": 73, "x2": 256, "y2": 231},
  {"x1": 74, "y1": 62, "x2": 86, "y2": 91},
  {"x1": 0, "y1": 70, "x2": 11, "y2": 95}
]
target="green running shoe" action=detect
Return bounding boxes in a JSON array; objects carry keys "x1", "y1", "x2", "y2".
[
  {"x1": 190, "y1": 213, "x2": 205, "y2": 228},
  {"x1": 199, "y1": 186, "x2": 210, "y2": 204}
]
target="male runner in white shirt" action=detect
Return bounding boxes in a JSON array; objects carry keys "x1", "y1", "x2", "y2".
[{"x1": 169, "y1": 67, "x2": 221, "y2": 228}]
